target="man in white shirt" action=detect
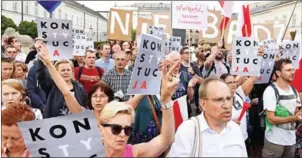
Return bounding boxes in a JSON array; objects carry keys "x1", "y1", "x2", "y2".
[
  {"x1": 168, "y1": 77, "x2": 247, "y2": 157},
  {"x1": 262, "y1": 59, "x2": 302, "y2": 158}
]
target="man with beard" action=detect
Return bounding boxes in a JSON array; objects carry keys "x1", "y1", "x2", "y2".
[
  {"x1": 262, "y1": 59, "x2": 301, "y2": 158},
  {"x1": 201, "y1": 42, "x2": 230, "y2": 78},
  {"x1": 74, "y1": 50, "x2": 104, "y2": 94},
  {"x1": 96, "y1": 43, "x2": 115, "y2": 74}
]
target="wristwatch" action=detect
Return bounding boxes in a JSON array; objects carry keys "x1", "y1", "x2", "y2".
[{"x1": 161, "y1": 101, "x2": 173, "y2": 110}]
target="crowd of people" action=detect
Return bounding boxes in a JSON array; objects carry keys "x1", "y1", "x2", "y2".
[{"x1": 1, "y1": 33, "x2": 302, "y2": 157}]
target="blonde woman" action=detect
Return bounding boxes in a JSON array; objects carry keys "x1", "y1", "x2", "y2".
[
  {"x1": 99, "y1": 60, "x2": 179, "y2": 157},
  {"x1": 1, "y1": 79, "x2": 42, "y2": 120},
  {"x1": 36, "y1": 56, "x2": 86, "y2": 118}
]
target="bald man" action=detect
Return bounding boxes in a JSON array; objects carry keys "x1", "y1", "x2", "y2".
[
  {"x1": 103, "y1": 51, "x2": 132, "y2": 101},
  {"x1": 167, "y1": 51, "x2": 195, "y2": 116}
]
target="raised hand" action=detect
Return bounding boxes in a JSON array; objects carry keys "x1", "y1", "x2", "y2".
[
  {"x1": 38, "y1": 44, "x2": 52, "y2": 66},
  {"x1": 160, "y1": 60, "x2": 180, "y2": 104}
]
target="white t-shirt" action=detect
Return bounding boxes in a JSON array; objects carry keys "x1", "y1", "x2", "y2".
[
  {"x1": 202, "y1": 60, "x2": 229, "y2": 78},
  {"x1": 263, "y1": 83, "x2": 301, "y2": 145},
  {"x1": 231, "y1": 86, "x2": 248, "y2": 140}
]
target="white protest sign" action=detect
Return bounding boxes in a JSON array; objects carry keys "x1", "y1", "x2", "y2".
[
  {"x1": 85, "y1": 36, "x2": 94, "y2": 50},
  {"x1": 73, "y1": 34, "x2": 87, "y2": 56},
  {"x1": 255, "y1": 39, "x2": 277, "y2": 84},
  {"x1": 72, "y1": 29, "x2": 84, "y2": 35},
  {"x1": 127, "y1": 34, "x2": 165, "y2": 95},
  {"x1": 172, "y1": 1, "x2": 208, "y2": 30},
  {"x1": 231, "y1": 37, "x2": 262, "y2": 76},
  {"x1": 279, "y1": 41, "x2": 300, "y2": 69},
  {"x1": 18, "y1": 111, "x2": 105, "y2": 157},
  {"x1": 149, "y1": 25, "x2": 167, "y2": 40},
  {"x1": 168, "y1": 36, "x2": 182, "y2": 53},
  {"x1": 37, "y1": 18, "x2": 73, "y2": 60}
]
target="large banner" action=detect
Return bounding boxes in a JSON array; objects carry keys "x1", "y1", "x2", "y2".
[
  {"x1": 127, "y1": 34, "x2": 165, "y2": 95},
  {"x1": 18, "y1": 111, "x2": 105, "y2": 157},
  {"x1": 73, "y1": 34, "x2": 87, "y2": 56},
  {"x1": 168, "y1": 36, "x2": 182, "y2": 53},
  {"x1": 231, "y1": 37, "x2": 262, "y2": 76},
  {"x1": 172, "y1": 1, "x2": 208, "y2": 30},
  {"x1": 37, "y1": 18, "x2": 73, "y2": 60},
  {"x1": 108, "y1": 8, "x2": 133, "y2": 41},
  {"x1": 279, "y1": 41, "x2": 301, "y2": 69},
  {"x1": 149, "y1": 25, "x2": 166, "y2": 40},
  {"x1": 255, "y1": 39, "x2": 277, "y2": 84}
]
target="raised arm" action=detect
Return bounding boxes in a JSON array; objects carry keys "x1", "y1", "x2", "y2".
[
  {"x1": 38, "y1": 45, "x2": 83, "y2": 114},
  {"x1": 126, "y1": 95, "x2": 144, "y2": 109},
  {"x1": 132, "y1": 60, "x2": 179, "y2": 157}
]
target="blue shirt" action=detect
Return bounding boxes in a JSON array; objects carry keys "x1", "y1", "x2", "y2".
[{"x1": 95, "y1": 57, "x2": 115, "y2": 75}]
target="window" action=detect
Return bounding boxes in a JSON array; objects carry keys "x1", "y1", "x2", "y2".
[
  {"x1": 13, "y1": 2, "x2": 18, "y2": 11},
  {"x1": 35, "y1": 2, "x2": 39, "y2": 15},
  {"x1": 58, "y1": 9, "x2": 62, "y2": 19},
  {"x1": 65, "y1": 13, "x2": 68, "y2": 20},
  {"x1": 292, "y1": 14, "x2": 296, "y2": 27},
  {"x1": 77, "y1": 17, "x2": 79, "y2": 26},
  {"x1": 24, "y1": 2, "x2": 29, "y2": 14}
]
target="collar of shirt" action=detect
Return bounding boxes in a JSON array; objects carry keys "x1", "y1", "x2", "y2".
[
  {"x1": 199, "y1": 112, "x2": 232, "y2": 134},
  {"x1": 113, "y1": 68, "x2": 130, "y2": 77}
]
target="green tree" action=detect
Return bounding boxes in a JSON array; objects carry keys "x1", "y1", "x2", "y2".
[
  {"x1": 18, "y1": 21, "x2": 37, "y2": 39},
  {"x1": 1, "y1": 15, "x2": 17, "y2": 35},
  {"x1": 131, "y1": 29, "x2": 136, "y2": 41}
]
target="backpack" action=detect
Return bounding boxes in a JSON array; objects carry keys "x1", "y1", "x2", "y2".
[
  {"x1": 77, "y1": 66, "x2": 103, "y2": 80},
  {"x1": 200, "y1": 62, "x2": 230, "y2": 78}
]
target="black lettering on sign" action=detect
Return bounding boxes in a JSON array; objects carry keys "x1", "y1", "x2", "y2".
[
  {"x1": 63, "y1": 41, "x2": 69, "y2": 47},
  {"x1": 236, "y1": 40, "x2": 242, "y2": 46},
  {"x1": 49, "y1": 125, "x2": 66, "y2": 139},
  {"x1": 243, "y1": 58, "x2": 249, "y2": 64},
  {"x1": 137, "y1": 67, "x2": 142, "y2": 76},
  {"x1": 42, "y1": 32, "x2": 47, "y2": 38},
  {"x1": 260, "y1": 69, "x2": 271, "y2": 74},
  {"x1": 236, "y1": 49, "x2": 240, "y2": 55},
  {"x1": 140, "y1": 53, "x2": 145, "y2": 62},
  {"x1": 253, "y1": 59, "x2": 258, "y2": 64},
  {"x1": 90, "y1": 154, "x2": 97, "y2": 158},
  {"x1": 39, "y1": 148, "x2": 50, "y2": 158},
  {"x1": 73, "y1": 118, "x2": 91, "y2": 133},
  {"x1": 293, "y1": 43, "x2": 299, "y2": 49},
  {"x1": 41, "y1": 21, "x2": 47, "y2": 28},
  {"x1": 29, "y1": 128, "x2": 45, "y2": 141},
  {"x1": 142, "y1": 39, "x2": 162, "y2": 52},
  {"x1": 236, "y1": 57, "x2": 240, "y2": 63}
]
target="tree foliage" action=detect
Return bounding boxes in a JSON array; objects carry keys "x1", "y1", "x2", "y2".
[
  {"x1": 18, "y1": 21, "x2": 37, "y2": 39},
  {"x1": 1, "y1": 15, "x2": 17, "y2": 35},
  {"x1": 131, "y1": 29, "x2": 136, "y2": 41}
]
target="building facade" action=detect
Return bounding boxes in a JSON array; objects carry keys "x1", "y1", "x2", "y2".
[{"x1": 1, "y1": 1, "x2": 108, "y2": 41}]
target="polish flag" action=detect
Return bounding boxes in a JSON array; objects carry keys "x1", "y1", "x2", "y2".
[
  {"x1": 173, "y1": 95, "x2": 188, "y2": 131},
  {"x1": 237, "y1": 4, "x2": 252, "y2": 37},
  {"x1": 219, "y1": 1, "x2": 234, "y2": 32}
]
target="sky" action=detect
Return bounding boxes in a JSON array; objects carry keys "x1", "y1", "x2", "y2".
[{"x1": 77, "y1": 1, "x2": 263, "y2": 18}]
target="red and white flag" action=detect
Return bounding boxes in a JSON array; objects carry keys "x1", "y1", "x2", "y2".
[
  {"x1": 173, "y1": 95, "x2": 188, "y2": 131},
  {"x1": 237, "y1": 4, "x2": 252, "y2": 37},
  {"x1": 219, "y1": 1, "x2": 234, "y2": 32}
]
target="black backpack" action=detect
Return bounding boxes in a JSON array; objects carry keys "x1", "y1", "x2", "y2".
[
  {"x1": 77, "y1": 66, "x2": 103, "y2": 80},
  {"x1": 200, "y1": 62, "x2": 230, "y2": 78}
]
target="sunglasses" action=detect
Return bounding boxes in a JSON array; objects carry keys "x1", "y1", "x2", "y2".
[{"x1": 102, "y1": 123, "x2": 132, "y2": 136}]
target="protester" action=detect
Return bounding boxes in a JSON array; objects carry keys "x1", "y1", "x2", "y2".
[
  {"x1": 1, "y1": 103, "x2": 36, "y2": 157},
  {"x1": 36, "y1": 53, "x2": 86, "y2": 118},
  {"x1": 96, "y1": 43, "x2": 115, "y2": 74},
  {"x1": 122, "y1": 41, "x2": 131, "y2": 51},
  {"x1": 262, "y1": 59, "x2": 301, "y2": 158},
  {"x1": 13, "y1": 61, "x2": 28, "y2": 89},
  {"x1": 168, "y1": 77, "x2": 247, "y2": 157},
  {"x1": 4, "y1": 46, "x2": 18, "y2": 59},
  {"x1": 1, "y1": 57, "x2": 14, "y2": 80},
  {"x1": 1, "y1": 34, "x2": 9, "y2": 53},
  {"x1": 26, "y1": 60, "x2": 47, "y2": 111},
  {"x1": 103, "y1": 51, "x2": 132, "y2": 101},
  {"x1": 74, "y1": 50, "x2": 104, "y2": 94},
  {"x1": 99, "y1": 59, "x2": 179, "y2": 157},
  {"x1": 25, "y1": 38, "x2": 44, "y2": 64},
  {"x1": 112, "y1": 43, "x2": 122, "y2": 54},
  {"x1": 1, "y1": 79, "x2": 42, "y2": 119}
]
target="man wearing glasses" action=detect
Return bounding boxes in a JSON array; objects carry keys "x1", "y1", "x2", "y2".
[{"x1": 168, "y1": 77, "x2": 247, "y2": 157}]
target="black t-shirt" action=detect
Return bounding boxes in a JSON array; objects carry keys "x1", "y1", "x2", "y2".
[{"x1": 25, "y1": 50, "x2": 38, "y2": 64}]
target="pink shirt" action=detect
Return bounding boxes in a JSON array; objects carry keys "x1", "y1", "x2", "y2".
[
  {"x1": 1, "y1": 147, "x2": 30, "y2": 158},
  {"x1": 122, "y1": 144, "x2": 134, "y2": 157}
]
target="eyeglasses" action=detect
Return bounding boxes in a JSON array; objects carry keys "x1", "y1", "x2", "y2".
[
  {"x1": 92, "y1": 95, "x2": 107, "y2": 99},
  {"x1": 101, "y1": 123, "x2": 132, "y2": 136},
  {"x1": 204, "y1": 96, "x2": 233, "y2": 105}
]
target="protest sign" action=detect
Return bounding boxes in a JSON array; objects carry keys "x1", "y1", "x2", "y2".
[
  {"x1": 136, "y1": 17, "x2": 153, "y2": 35},
  {"x1": 255, "y1": 39, "x2": 277, "y2": 84},
  {"x1": 108, "y1": 8, "x2": 133, "y2": 41},
  {"x1": 279, "y1": 41, "x2": 300, "y2": 69},
  {"x1": 37, "y1": 18, "x2": 73, "y2": 60},
  {"x1": 18, "y1": 111, "x2": 105, "y2": 157},
  {"x1": 149, "y1": 25, "x2": 166, "y2": 40},
  {"x1": 72, "y1": 29, "x2": 84, "y2": 35},
  {"x1": 73, "y1": 34, "x2": 87, "y2": 56},
  {"x1": 86, "y1": 36, "x2": 94, "y2": 50},
  {"x1": 152, "y1": 12, "x2": 172, "y2": 38},
  {"x1": 172, "y1": 1, "x2": 208, "y2": 30},
  {"x1": 231, "y1": 37, "x2": 262, "y2": 76},
  {"x1": 127, "y1": 34, "x2": 165, "y2": 95},
  {"x1": 168, "y1": 36, "x2": 182, "y2": 53}
]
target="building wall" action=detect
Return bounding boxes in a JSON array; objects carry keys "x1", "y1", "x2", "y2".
[{"x1": 1, "y1": 1, "x2": 108, "y2": 41}]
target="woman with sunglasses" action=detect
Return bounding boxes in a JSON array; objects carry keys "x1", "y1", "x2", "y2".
[
  {"x1": 38, "y1": 45, "x2": 143, "y2": 119},
  {"x1": 220, "y1": 73, "x2": 257, "y2": 156},
  {"x1": 99, "y1": 60, "x2": 179, "y2": 157}
]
